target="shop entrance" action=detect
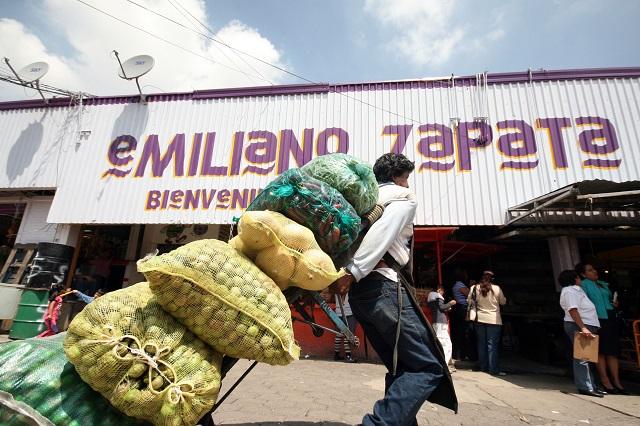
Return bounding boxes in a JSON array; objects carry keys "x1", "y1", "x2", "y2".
[{"x1": 71, "y1": 225, "x2": 132, "y2": 295}]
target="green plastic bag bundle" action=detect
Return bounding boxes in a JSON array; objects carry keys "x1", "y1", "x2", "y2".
[
  {"x1": 301, "y1": 153, "x2": 378, "y2": 216},
  {"x1": 0, "y1": 333, "x2": 143, "y2": 426},
  {"x1": 137, "y1": 239, "x2": 299, "y2": 366},
  {"x1": 64, "y1": 283, "x2": 223, "y2": 426},
  {"x1": 247, "y1": 168, "x2": 361, "y2": 255}
]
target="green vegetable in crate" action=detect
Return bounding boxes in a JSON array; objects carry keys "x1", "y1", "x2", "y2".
[
  {"x1": 137, "y1": 239, "x2": 300, "y2": 366},
  {"x1": 247, "y1": 168, "x2": 361, "y2": 255},
  {"x1": 0, "y1": 333, "x2": 144, "y2": 426},
  {"x1": 301, "y1": 153, "x2": 378, "y2": 216},
  {"x1": 234, "y1": 211, "x2": 344, "y2": 291},
  {"x1": 64, "y1": 283, "x2": 223, "y2": 426}
]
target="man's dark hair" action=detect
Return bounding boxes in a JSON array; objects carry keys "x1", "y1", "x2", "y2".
[
  {"x1": 575, "y1": 262, "x2": 587, "y2": 277},
  {"x1": 373, "y1": 153, "x2": 415, "y2": 183},
  {"x1": 558, "y1": 269, "x2": 579, "y2": 287}
]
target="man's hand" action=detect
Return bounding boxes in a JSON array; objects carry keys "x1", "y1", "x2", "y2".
[
  {"x1": 450, "y1": 300, "x2": 457, "y2": 305},
  {"x1": 330, "y1": 273, "x2": 355, "y2": 295},
  {"x1": 580, "y1": 327, "x2": 596, "y2": 339}
]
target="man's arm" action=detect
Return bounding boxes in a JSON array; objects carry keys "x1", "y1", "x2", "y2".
[{"x1": 346, "y1": 199, "x2": 417, "y2": 282}]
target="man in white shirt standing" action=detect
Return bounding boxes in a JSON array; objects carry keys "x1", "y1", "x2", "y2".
[
  {"x1": 558, "y1": 269, "x2": 602, "y2": 397},
  {"x1": 331, "y1": 153, "x2": 457, "y2": 425}
]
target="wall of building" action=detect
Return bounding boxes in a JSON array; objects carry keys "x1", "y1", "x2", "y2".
[{"x1": 1, "y1": 69, "x2": 638, "y2": 226}]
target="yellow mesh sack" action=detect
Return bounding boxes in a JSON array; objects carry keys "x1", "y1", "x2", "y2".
[
  {"x1": 233, "y1": 210, "x2": 345, "y2": 291},
  {"x1": 137, "y1": 239, "x2": 299, "y2": 366},
  {"x1": 63, "y1": 282, "x2": 222, "y2": 426}
]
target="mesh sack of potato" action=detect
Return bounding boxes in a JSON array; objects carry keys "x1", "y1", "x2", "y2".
[
  {"x1": 0, "y1": 333, "x2": 144, "y2": 426},
  {"x1": 137, "y1": 239, "x2": 300, "y2": 366},
  {"x1": 301, "y1": 153, "x2": 378, "y2": 216},
  {"x1": 247, "y1": 168, "x2": 361, "y2": 255},
  {"x1": 230, "y1": 210, "x2": 344, "y2": 291},
  {"x1": 63, "y1": 283, "x2": 222, "y2": 426}
]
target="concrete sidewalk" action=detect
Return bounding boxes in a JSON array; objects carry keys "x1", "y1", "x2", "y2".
[{"x1": 211, "y1": 359, "x2": 640, "y2": 426}]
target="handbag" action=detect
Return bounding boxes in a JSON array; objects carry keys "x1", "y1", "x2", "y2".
[{"x1": 466, "y1": 285, "x2": 478, "y2": 322}]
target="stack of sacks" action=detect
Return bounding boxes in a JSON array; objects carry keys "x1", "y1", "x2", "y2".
[
  {"x1": 64, "y1": 283, "x2": 222, "y2": 426},
  {"x1": 230, "y1": 211, "x2": 344, "y2": 291},
  {"x1": 137, "y1": 239, "x2": 300, "y2": 366},
  {"x1": 240, "y1": 153, "x2": 378, "y2": 291}
]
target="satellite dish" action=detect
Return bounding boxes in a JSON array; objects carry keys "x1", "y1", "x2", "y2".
[
  {"x1": 118, "y1": 54, "x2": 154, "y2": 80},
  {"x1": 17, "y1": 61, "x2": 49, "y2": 83}
]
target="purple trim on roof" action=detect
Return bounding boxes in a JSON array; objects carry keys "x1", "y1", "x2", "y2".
[{"x1": 1, "y1": 67, "x2": 639, "y2": 111}]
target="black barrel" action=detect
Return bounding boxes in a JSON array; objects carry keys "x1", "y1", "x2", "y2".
[{"x1": 24, "y1": 243, "x2": 75, "y2": 289}]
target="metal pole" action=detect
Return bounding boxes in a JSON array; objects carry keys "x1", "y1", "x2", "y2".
[{"x1": 504, "y1": 188, "x2": 576, "y2": 227}]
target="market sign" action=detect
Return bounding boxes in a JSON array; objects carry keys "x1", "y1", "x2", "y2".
[
  {"x1": 102, "y1": 117, "x2": 621, "y2": 212},
  {"x1": 45, "y1": 79, "x2": 638, "y2": 226}
]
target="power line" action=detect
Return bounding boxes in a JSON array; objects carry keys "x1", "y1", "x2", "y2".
[
  {"x1": 122, "y1": 0, "x2": 314, "y2": 84},
  {"x1": 165, "y1": 0, "x2": 264, "y2": 85},
  {"x1": 73, "y1": 0, "x2": 272, "y2": 84},
  {"x1": 76, "y1": 0, "x2": 429, "y2": 125},
  {"x1": 167, "y1": 0, "x2": 272, "y2": 85}
]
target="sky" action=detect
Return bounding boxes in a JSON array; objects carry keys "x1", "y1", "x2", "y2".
[{"x1": 0, "y1": 0, "x2": 639, "y2": 101}]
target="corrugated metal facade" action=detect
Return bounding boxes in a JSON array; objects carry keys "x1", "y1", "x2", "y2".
[{"x1": 0, "y1": 70, "x2": 638, "y2": 226}]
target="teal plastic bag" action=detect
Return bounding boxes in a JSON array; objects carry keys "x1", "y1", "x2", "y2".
[
  {"x1": 247, "y1": 169, "x2": 361, "y2": 255},
  {"x1": 0, "y1": 334, "x2": 144, "y2": 426},
  {"x1": 301, "y1": 153, "x2": 378, "y2": 216}
]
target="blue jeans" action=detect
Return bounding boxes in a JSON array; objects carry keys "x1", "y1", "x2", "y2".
[
  {"x1": 475, "y1": 323, "x2": 502, "y2": 374},
  {"x1": 564, "y1": 321, "x2": 599, "y2": 392},
  {"x1": 350, "y1": 277, "x2": 444, "y2": 426}
]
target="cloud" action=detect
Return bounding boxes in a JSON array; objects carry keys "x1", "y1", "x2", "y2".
[
  {"x1": 0, "y1": 0, "x2": 287, "y2": 101},
  {"x1": 364, "y1": 0, "x2": 506, "y2": 68}
]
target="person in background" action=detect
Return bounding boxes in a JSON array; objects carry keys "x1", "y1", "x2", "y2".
[
  {"x1": 468, "y1": 271, "x2": 507, "y2": 376},
  {"x1": 428, "y1": 287, "x2": 457, "y2": 372},
  {"x1": 37, "y1": 284, "x2": 72, "y2": 337},
  {"x1": 575, "y1": 262, "x2": 628, "y2": 395},
  {"x1": 333, "y1": 293, "x2": 358, "y2": 362},
  {"x1": 450, "y1": 269, "x2": 470, "y2": 361},
  {"x1": 71, "y1": 288, "x2": 105, "y2": 304},
  {"x1": 558, "y1": 270, "x2": 602, "y2": 397}
]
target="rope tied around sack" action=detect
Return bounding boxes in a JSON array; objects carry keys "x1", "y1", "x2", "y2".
[{"x1": 84, "y1": 329, "x2": 195, "y2": 400}]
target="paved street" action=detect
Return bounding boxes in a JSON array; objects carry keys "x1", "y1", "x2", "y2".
[
  {"x1": 211, "y1": 359, "x2": 640, "y2": 426},
  {"x1": 2, "y1": 334, "x2": 638, "y2": 425}
]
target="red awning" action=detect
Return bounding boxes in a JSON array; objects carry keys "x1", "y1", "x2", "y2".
[{"x1": 414, "y1": 227, "x2": 457, "y2": 243}]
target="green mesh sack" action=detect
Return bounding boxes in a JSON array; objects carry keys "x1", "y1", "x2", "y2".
[
  {"x1": 247, "y1": 168, "x2": 361, "y2": 255},
  {"x1": 137, "y1": 239, "x2": 300, "y2": 366},
  {"x1": 301, "y1": 153, "x2": 378, "y2": 216},
  {"x1": 0, "y1": 333, "x2": 144, "y2": 426},
  {"x1": 64, "y1": 283, "x2": 223, "y2": 426}
]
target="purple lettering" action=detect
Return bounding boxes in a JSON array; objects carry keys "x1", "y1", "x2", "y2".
[
  {"x1": 577, "y1": 117, "x2": 619, "y2": 154},
  {"x1": 456, "y1": 121, "x2": 493, "y2": 171},
  {"x1": 417, "y1": 123, "x2": 455, "y2": 171},
  {"x1": 183, "y1": 190, "x2": 200, "y2": 209},
  {"x1": 103, "y1": 135, "x2": 137, "y2": 178},
  {"x1": 537, "y1": 118, "x2": 572, "y2": 168},
  {"x1": 134, "y1": 134, "x2": 186, "y2": 177},
  {"x1": 383, "y1": 125, "x2": 413, "y2": 154},
  {"x1": 146, "y1": 190, "x2": 161, "y2": 209},
  {"x1": 160, "y1": 190, "x2": 169, "y2": 209},
  {"x1": 229, "y1": 132, "x2": 245, "y2": 176},
  {"x1": 216, "y1": 189, "x2": 231, "y2": 208},
  {"x1": 497, "y1": 120, "x2": 538, "y2": 170},
  {"x1": 278, "y1": 129, "x2": 314, "y2": 174},
  {"x1": 169, "y1": 190, "x2": 184, "y2": 209},
  {"x1": 231, "y1": 189, "x2": 250, "y2": 209},
  {"x1": 244, "y1": 131, "x2": 277, "y2": 175},
  {"x1": 200, "y1": 132, "x2": 228, "y2": 176},
  {"x1": 317, "y1": 127, "x2": 349, "y2": 155},
  {"x1": 202, "y1": 190, "x2": 216, "y2": 209},
  {"x1": 188, "y1": 133, "x2": 202, "y2": 176}
]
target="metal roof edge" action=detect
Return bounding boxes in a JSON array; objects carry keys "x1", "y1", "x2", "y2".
[{"x1": 1, "y1": 66, "x2": 639, "y2": 111}]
